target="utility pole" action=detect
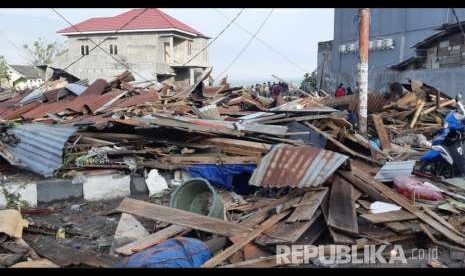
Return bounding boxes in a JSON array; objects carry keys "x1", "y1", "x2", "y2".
[{"x1": 358, "y1": 8, "x2": 370, "y2": 135}]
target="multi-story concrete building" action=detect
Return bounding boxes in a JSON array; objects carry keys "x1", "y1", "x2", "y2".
[
  {"x1": 55, "y1": 8, "x2": 210, "y2": 85},
  {"x1": 318, "y1": 8, "x2": 465, "y2": 95}
]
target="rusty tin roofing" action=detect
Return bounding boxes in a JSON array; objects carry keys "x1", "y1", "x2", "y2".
[{"x1": 249, "y1": 144, "x2": 349, "y2": 188}]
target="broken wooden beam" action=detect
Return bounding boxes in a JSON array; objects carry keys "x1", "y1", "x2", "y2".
[
  {"x1": 115, "y1": 225, "x2": 187, "y2": 256},
  {"x1": 372, "y1": 114, "x2": 391, "y2": 151},
  {"x1": 360, "y1": 210, "x2": 416, "y2": 224},
  {"x1": 327, "y1": 176, "x2": 358, "y2": 235},
  {"x1": 115, "y1": 198, "x2": 251, "y2": 237},
  {"x1": 409, "y1": 100, "x2": 425, "y2": 128},
  {"x1": 202, "y1": 210, "x2": 291, "y2": 267},
  {"x1": 349, "y1": 166, "x2": 465, "y2": 248}
]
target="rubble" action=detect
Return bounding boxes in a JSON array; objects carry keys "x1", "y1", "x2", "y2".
[{"x1": 1, "y1": 69, "x2": 465, "y2": 268}]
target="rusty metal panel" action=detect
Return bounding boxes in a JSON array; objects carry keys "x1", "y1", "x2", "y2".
[{"x1": 249, "y1": 144, "x2": 348, "y2": 188}]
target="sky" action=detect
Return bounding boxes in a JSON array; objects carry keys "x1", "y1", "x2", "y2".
[{"x1": 0, "y1": 8, "x2": 334, "y2": 84}]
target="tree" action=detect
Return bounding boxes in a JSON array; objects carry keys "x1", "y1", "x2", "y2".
[
  {"x1": 0, "y1": 56, "x2": 8, "y2": 87},
  {"x1": 0, "y1": 56, "x2": 7, "y2": 79},
  {"x1": 23, "y1": 37, "x2": 67, "y2": 66},
  {"x1": 300, "y1": 70, "x2": 318, "y2": 92}
]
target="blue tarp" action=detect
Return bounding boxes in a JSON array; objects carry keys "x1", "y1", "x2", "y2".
[
  {"x1": 123, "y1": 237, "x2": 211, "y2": 268},
  {"x1": 185, "y1": 164, "x2": 256, "y2": 193}
]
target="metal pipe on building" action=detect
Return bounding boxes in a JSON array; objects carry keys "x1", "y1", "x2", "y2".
[{"x1": 357, "y1": 8, "x2": 370, "y2": 135}]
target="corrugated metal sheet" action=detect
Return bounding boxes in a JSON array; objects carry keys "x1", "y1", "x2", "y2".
[
  {"x1": 65, "y1": 83, "x2": 87, "y2": 96},
  {"x1": 2, "y1": 124, "x2": 77, "y2": 177},
  {"x1": 374, "y1": 160, "x2": 416, "y2": 182},
  {"x1": 250, "y1": 144, "x2": 349, "y2": 188},
  {"x1": 113, "y1": 90, "x2": 160, "y2": 108}
]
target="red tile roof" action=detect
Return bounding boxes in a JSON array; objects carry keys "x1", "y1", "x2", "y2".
[{"x1": 57, "y1": 8, "x2": 205, "y2": 37}]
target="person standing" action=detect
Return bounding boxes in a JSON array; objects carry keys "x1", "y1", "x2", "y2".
[
  {"x1": 335, "y1": 83, "x2": 346, "y2": 98},
  {"x1": 346, "y1": 86, "x2": 353, "y2": 95}
]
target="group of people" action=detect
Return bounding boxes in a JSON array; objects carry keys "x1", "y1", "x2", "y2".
[
  {"x1": 250, "y1": 82, "x2": 289, "y2": 98},
  {"x1": 334, "y1": 83, "x2": 354, "y2": 98}
]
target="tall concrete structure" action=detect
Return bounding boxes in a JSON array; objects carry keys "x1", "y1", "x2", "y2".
[
  {"x1": 54, "y1": 8, "x2": 210, "y2": 85},
  {"x1": 318, "y1": 8, "x2": 465, "y2": 94}
]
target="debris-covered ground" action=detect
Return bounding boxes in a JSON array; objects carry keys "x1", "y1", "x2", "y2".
[{"x1": 1, "y1": 68, "x2": 465, "y2": 268}]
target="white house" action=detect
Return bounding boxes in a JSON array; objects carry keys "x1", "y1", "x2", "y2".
[{"x1": 6, "y1": 64, "x2": 44, "y2": 90}]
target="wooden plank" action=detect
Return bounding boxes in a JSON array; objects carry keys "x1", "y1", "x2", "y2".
[
  {"x1": 204, "y1": 138, "x2": 270, "y2": 153},
  {"x1": 351, "y1": 188, "x2": 363, "y2": 202},
  {"x1": 320, "y1": 193, "x2": 355, "y2": 244},
  {"x1": 327, "y1": 177, "x2": 358, "y2": 235},
  {"x1": 360, "y1": 210, "x2": 416, "y2": 224},
  {"x1": 256, "y1": 210, "x2": 322, "y2": 245},
  {"x1": 202, "y1": 210, "x2": 291, "y2": 268},
  {"x1": 422, "y1": 99, "x2": 456, "y2": 115},
  {"x1": 287, "y1": 189, "x2": 327, "y2": 223},
  {"x1": 304, "y1": 122, "x2": 382, "y2": 165},
  {"x1": 372, "y1": 114, "x2": 391, "y2": 151},
  {"x1": 350, "y1": 166, "x2": 465, "y2": 247},
  {"x1": 422, "y1": 206, "x2": 465, "y2": 238},
  {"x1": 115, "y1": 225, "x2": 187, "y2": 256},
  {"x1": 337, "y1": 170, "x2": 390, "y2": 202},
  {"x1": 409, "y1": 100, "x2": 425, "y2": 128},
  {"x1": 115, "y1": 198, "x2": 251, "y2": 237},
  {"x1": 385, "y1": 222, "x2": 410, "y2": 233},
  {"x1": 240, "y1": 191, "x2": 304, "y2": 228}
]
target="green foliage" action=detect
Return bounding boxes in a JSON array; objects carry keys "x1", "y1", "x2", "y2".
[
  {"x1": 0, "y1": 55, "x2": 7, "y2": 81},
  {"x1": 300, "y1": 71, "x2": 318, "y2": 92},
  {"x1": 1, "y1": 186, "x2": 30, "y2": 209},
  {"x1": 23, "y1": 37, "x2": 67, "y2": 66}
]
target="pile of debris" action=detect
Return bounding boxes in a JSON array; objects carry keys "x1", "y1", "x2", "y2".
[{"x1": 1, "y1": 68, "x2": 465, "y2": 268}]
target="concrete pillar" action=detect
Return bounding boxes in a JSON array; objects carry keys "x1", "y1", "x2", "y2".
[
  {"x1": 169, "y1": 36, "x2": 174, "y2": 64},
  {"x1": 190, "y1": 68, "x2": 195, "y2": 85},
  {"x1": 358, "y1": 8, "x2": 370, "y2": 135}
]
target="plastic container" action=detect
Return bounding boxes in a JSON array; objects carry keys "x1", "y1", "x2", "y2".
[{"x1": 170, "y1": 178, "x2": 224, "y2": 219}]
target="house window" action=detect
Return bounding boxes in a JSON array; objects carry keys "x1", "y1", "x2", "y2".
[
  {"x1": 110, "y1": 44, "x2": 118, "y2": 55},
  {"x1": 187, "y1": 41, "x2": 192, "y2": 56},
  {"x1": 81, "y1": 45, "x2": 89, "y2": 56},
  {"x1": 164, "y1": 42, "x2": 170, "y2": 63}
]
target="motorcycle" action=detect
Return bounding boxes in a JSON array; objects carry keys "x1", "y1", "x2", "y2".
[{"x1": 419, "y1": 94, "x2": 465, "y2": 178}]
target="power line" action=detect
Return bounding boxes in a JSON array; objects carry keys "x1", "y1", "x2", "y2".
[
  {"x1": 451, "y1": 8, "x2": 465, "y2": 41},
  {"x1": 182, "y1": 8, "x2": 245, "y2": 66},
  {"x1": 51, "y1": 8, "x2": 151, "y2": 81},
  {"x1": 214, "y1": 9, "x2": 274, "y2": 81},
  {"x1": 213, "y1": 8, "x2": 309, "y2": 74},
  {"x1": 0, "y1": 31, "x2": 37, "y2": 66}
]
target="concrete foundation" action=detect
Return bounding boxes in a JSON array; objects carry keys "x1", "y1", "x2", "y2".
[{"x1": 83, "y1": 174, "x2": 131, "y2": 201}]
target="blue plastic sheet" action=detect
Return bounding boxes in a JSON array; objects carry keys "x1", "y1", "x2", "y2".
[
  {"x1": 185, "y1": 164, "x2": 256, "y2": 193},
  {"x1": 123, "y1": 237, "x2": 211, "y2": 268}
]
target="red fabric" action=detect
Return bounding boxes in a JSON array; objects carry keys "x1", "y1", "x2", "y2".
[
  {"x1": 57, "y1": 9, "x2": 205, "y2": 37},
  {"x1": 335, "y1": 87, "x2": 346, "y2": 98}
]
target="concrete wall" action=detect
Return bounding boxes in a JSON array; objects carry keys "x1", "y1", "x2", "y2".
[
  {"x1": 54, "y1": 32, "x2": 209, "y2": 83},
  {"x1": 320, "y1": 67, "x2": 465, "y2": 98},
  {"x1": 326, "y1": 8, "x2": 465, "y2": 92}
]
